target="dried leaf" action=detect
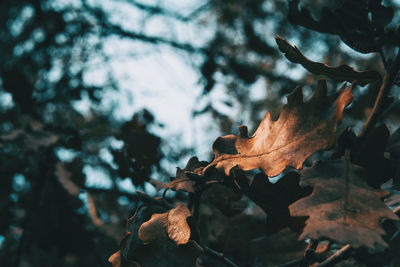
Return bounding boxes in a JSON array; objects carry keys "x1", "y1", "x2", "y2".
[
  {"x1": 168, "y1": 157, "x2": 208, "y2": 193},
  {"x1": 351, "y1": 125, "x2": 394, "y2": 188},
  {"x1": 288, "y1": 0, "x2": 395, "y2": 53},
  {"x1": 202, "y1": 183, "x2": 247, "y2": 216},
  {"x1": 249, "y1": 228, "x2": 307, "y2": 266},
  {"x1": 111, "y1": 202, "x2": 200, "y2": 267},
  {"x1": 130, "y1": 241, "x2": 202, "y2": 267},
  {"x1": 138, "y1": 203, "x2": 191, "y2": 245},
  {"x1": 108, "y1": 251, "x2": 126, "y2": 267},
  {"x1": 276, "y1": 36, "x2": 382, "y2": 86},
  {"x1": 237, "y1": 170, "x2": 312, "y2": 233},
  {"x1": 205, "y1": 79, "x2": 353, "y2": 177},
  {"x1": 336, "y1": 125, "x2": 394, "y2": 187},
  {"x1": 290, "y1": 159, "x2": 399, "y2": 249}
]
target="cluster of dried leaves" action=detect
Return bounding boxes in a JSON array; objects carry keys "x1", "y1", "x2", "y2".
[
  {"x1": 107, "y1": 1, "x2": 400, "y2": 266},
  {"x1": 110, "y1": 52, "x2": 400, "y2": 267}
]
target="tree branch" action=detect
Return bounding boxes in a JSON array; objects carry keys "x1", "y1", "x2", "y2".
[
  {"x1": 359, "y1": 48, "x2": 400, "y2": 138},
  {"x1": 102, "y1": 22, "x2": 203, "y2": 53},
  {"x1": 315, "y1": 244, "x2": 351, "y2": 267}
]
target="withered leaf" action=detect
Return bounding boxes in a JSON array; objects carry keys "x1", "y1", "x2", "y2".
[
  {"x1": 129, "y1": 241, "x2": 202, "y2": 267},
  {"x1": 138, "y1": 203, "x2": 191, "y2": 245},
  {"x1": 109, "y1": 241, "x2": 202, "y2": 267},
  {"x1": 205, "y1": 79, "x2": 353, "y2": 177},
  {"x1": 276, "y1": 36, "x2": 382, "y2": 86},
  {"x1": 168, "y1": 157, "x2": 208, "y2": 193},
  {"x1": 336, "y1": 125, "x2": 394, "y2": 188},
  {"x1": 244, "y1": 171, "x2": 312, "y2": 233},
  {"x1": 249, "y1": 228, "x2": 307, "y2": 266},
  {"x1": 288, "y1": 0, "x2": 395, "y2": 53},
  {"x1": 290, "y1": 159, "x2": 399, "y2": 249},
  {"x1": 202, "y1": 182, "x2": 246, "y2": 216},
  {"x1": 110, "y1": 201, "x2": 201, "y2": 267},
  {"x1": 109, "y1": 251, "x2": 139, "y2": 267}
]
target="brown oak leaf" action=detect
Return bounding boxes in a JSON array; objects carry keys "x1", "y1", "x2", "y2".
[
  {"x1": 276, "y1": 36, "x2": 382, "y2": 86},
  {"x1": 109, "y1": 200, "x2": 201, "y2": 267},
  {"x1": 290, "y1": 159, "x2": 399, "y2": 249},
  {"x1": 168, "y1": 157, "x2": 209, "y2": 193},
  {"x1": 138, "y1": 203, "x2": 191, "y2": 245},
  {"x1": 205, "y1": 79, "x2": 353, "y2": 177}
]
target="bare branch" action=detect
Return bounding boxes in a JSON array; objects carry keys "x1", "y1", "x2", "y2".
[
  {"x1": 359, "y1": 48, "x2": 400, "y2": 138},
  {"x1": 315, "y1": 244, "x2": 351, "y2": 267}
]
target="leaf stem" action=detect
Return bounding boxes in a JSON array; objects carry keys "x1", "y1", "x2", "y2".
[
  {"x1": 359, "y1": 48, "x2": 400, "y2": 138},
  {"x1": 315, "y1": 244, "x2": 351, "y2": 267}
]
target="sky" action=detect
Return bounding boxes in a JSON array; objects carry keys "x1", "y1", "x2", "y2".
[{"x1": 70, "y1": 0, "x2": 223, "y2": 189}]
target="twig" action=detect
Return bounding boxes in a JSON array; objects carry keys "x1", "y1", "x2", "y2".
[
  {"x1": 359, "y1": 48, "x2": 400, "y2": 138},
  {"x1": 135, "y1": 190, "x2": 173, "y2": 209},
  {"x1": 379, "y1": 49, "x2": 387, "y2": 68},
  {"x1": 315, "y1": 244, "x2": 351, "y2": 267},
  {"x1": 202, "y1": 246, "x2": 239, "y2": 267}
]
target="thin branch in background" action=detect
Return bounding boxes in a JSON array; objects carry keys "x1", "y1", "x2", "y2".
[{"x1": 379, "y1": 49, "x2": 387, "y2": 69}]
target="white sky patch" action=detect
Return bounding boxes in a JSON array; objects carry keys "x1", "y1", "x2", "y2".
[
  {"x1": 84, "y1": 165, "x2": 113, "y2": 188},
  {"x1": 116, "y1": 177, "x2": 136, "y2": 193}
]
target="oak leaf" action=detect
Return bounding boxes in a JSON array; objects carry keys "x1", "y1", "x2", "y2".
[
  {"x1": 168, "y1": 157, "x2": 208, "y2": 193},
  {"x1": 205, "y1": 79, "x2": 353, "y2": 177},
  {"x1": 109, "y1": 199, "x2": 201, "y2": 267},
  {"x1": 289, "y1": 159, "x2": 399, "y2": 249},
  {"x1": 276, "y1": 36, "x2": 382, "y2": 86},
  {"x1": 335, "y1": 125, "x2": 394, "y2": 187},
  {"x1": 138, "y1": 203, "x2": 191, "y2": 245}
]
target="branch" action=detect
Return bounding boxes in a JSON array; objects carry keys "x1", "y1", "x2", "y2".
[
  {"x1": 202, "y1": 246, "x2": 239, "y2": 267},
  {"x1": 118, "y1": 0, "x2": 209, "y2": 22},
  {"x1": 315, "y1": 244, "x2": 351, "y2": 267},
  {"x1": 102, "y1": 22, "x2": 203, "y2": 53},
  {"x1": 359, "y1": 48, "x2": 400, "y2": 138},
  {"x1": 135, "y1": 190, "x2": 174, "y2": 209}
]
